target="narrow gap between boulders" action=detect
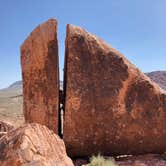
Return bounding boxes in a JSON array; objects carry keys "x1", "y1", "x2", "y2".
[{"x1": 58, "y1": 24, "x2": 68, "y2": 138}]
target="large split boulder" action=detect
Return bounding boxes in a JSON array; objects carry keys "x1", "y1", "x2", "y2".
[
  {"x1": 21, "y1": 19, "x2": 59, "y2": 134},
  {"x1": 63, "y1": 24, "x2": 166, "y2": 157},
  {"x1": 0, "y1": 123, "x2": 74, "y2": 166}
]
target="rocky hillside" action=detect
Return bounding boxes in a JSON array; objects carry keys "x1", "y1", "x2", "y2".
[
  {"x1": 146, "y1": 71, "x2": 166, "y2": 90},
  {"x1": 8, "y1": 80, "x2": 22, "y2": 89},
  {"x1": 0, "y1": 81, "x2": 23, "y2": 127}
]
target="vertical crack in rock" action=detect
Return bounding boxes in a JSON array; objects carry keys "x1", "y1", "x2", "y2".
[
  {"x1": 63, "y1": 24, "x2": 166, "y2": 157},
  {"x1": 21, "y1": 19, "x2": 59, "y2": 134},
  {"x1": 63, "y1": 25, "x2": 70, "y2": 117},
  {"x1": 59, "y1": 88, "x2": 64, "y2": 138}
]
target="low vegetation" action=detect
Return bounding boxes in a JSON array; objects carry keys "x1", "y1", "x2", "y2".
[{"x1": 89, "y1": 154, "x2": 118, "y2": 166}]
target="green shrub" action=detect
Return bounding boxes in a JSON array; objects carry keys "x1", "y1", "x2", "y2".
[{"x1": 89, "y1": 154, "x2": 118, "y2": 166}]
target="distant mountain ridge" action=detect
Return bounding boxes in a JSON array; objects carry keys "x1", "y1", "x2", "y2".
[
  {"x1": 0, "y1": 80, "x2": 63, "y2": 92},
  {"x1": 146, "y1": 71, "x2": 166, "y2": 90},
  {"x1": 0, "y1": 71, "x2": 166, "y2": 92},
  {"x1": 0, "y1": 71, "x2": 165, "y2": 127},
  {"x1": 8, "y1": 81, "x2": 22, "y2": 89}
]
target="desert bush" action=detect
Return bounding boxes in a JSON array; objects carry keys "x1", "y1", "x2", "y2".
[{"x1": 89, "y1": 154, "x2": 118, "y2": 166}]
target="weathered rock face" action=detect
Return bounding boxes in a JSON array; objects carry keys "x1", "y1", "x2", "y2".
[
  {"x1": 0, "y1": 123, "x2": 74, "y2": 166},
  {"x1": 0, "y1": 121, "x2": 14, "y2": 138},
  {"x1": 0, "y1": 121, "x2": 14, "y2": 132},
  {"x1": 63, "y1": 24, "x2": 166, "y2": 157},
  {"x1": 21, "y1": 19, "x2": 59, "y2": 134}
]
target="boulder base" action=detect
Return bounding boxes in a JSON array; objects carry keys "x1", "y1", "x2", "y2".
[{"x1": 0, "y1": 123, "x2": 73, "y2": 166}]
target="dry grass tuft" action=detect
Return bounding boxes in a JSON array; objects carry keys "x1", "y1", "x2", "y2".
[{"x1": 89, "y1": 154, "x2": 118, "y2": 166}]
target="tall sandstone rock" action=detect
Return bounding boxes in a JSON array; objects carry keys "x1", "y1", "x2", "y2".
[
  {"x1": 0, "y1": 123, "x2": 74, "y2": 166},
  {"x1": 63, "y1": 24, "x2": 166, "y2": 157},
  {"x1": 21, "y1": 19, "x2": 59, "y2": 134}
]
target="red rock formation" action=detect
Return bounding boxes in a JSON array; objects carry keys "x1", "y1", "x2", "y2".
[
  {"x1": 63, "y1": 24, "x2": 166, "y2": 157},
  {"x1": 0, "y1": 123, "x2": 74, "y2": 166},
  {"x1": 21, "y1": 19, "x2": 59, "y2": 134}
]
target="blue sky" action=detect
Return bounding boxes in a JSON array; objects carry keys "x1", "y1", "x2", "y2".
[{"x1": 0, "y1": 0, "x2": 166, "y2": 89}]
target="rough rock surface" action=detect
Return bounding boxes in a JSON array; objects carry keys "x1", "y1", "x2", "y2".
[
  {"x1": 21, "y1": 19, "x2": 59, "y2": 133},
  {"x1": 79, "y1": 154, "x2": 166, "y2": 166},
  {"x1": 0, "y1": 123, "x2": 74, "y2": 166},
  {"x1": 117, "y1": 154, "x2": 166, "y2": 166},
  {"x1": 63, "y1": 24, "x2": 166, "y2": 157},
  {"x1": 0, "y1": 121, "x2": 14, "y2": 132},
  {"x1": 0, "y1": 121, "x2": 14, "y2": 138}
]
